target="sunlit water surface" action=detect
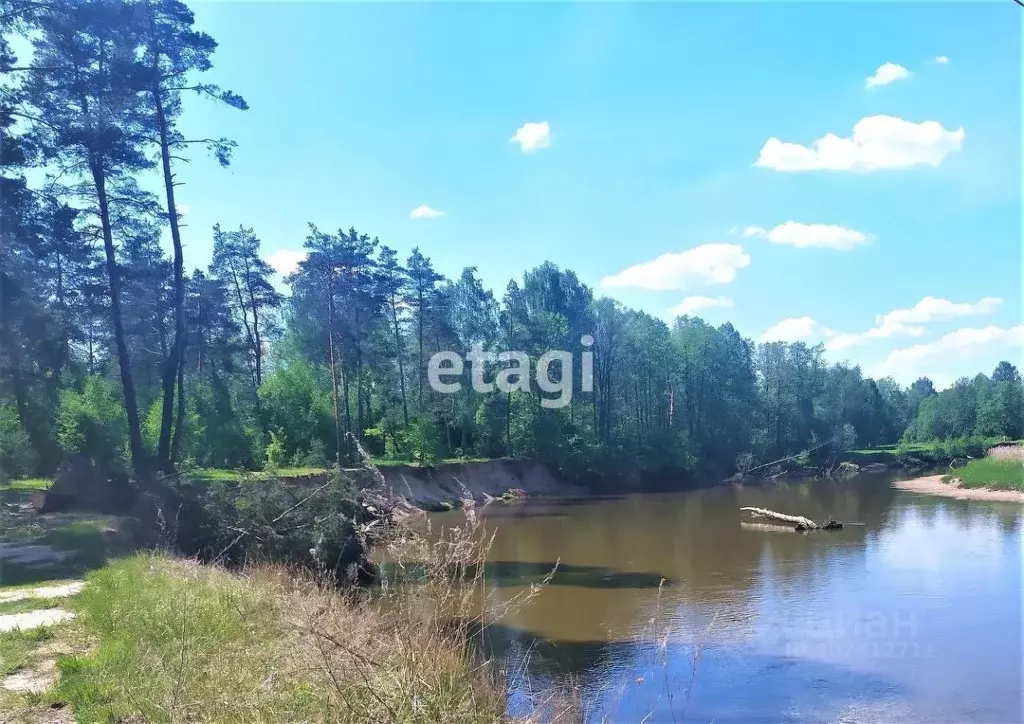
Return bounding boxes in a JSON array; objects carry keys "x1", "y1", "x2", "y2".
[{"x1": 429, "y1": 473, "x2": 1023, "y2": 723}]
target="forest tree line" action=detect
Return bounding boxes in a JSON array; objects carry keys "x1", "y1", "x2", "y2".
[{"x1": 2, "y1": 0, "x2": 1021, "y2": 486}]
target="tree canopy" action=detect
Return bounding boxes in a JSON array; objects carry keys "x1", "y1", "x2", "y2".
[{"x1": 1, "y1": 0, "x2": 1019, "y2": 486}]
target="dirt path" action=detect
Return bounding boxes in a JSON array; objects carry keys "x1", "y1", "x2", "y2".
[
  {"x1": 892, "y1": 475, "x2": 1024, "y2": 503},
  {"x1": 0, "y1": 582, "x2": 83, "y2": 604},
  {"x1": 1, "y1": 579, "x2": 85, "y2": 705}
]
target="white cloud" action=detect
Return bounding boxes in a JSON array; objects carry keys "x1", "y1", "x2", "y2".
[
  {"x1": 935, "y1": 55, "x2": 949, "y2": 65},
  {"x1": 175, "y1": 203, "x2": 191, "y2": 217},
  {"x1": 743, "y1": 221, "x2": 871, "y2": 251},
  {"x1": 667, "y1": 296, "x2": 733, "y2": 317},
  {"x1": 510, "y1": 121, "x2": 551, "y2": 152},
  {"x1": 826, "y1": 322, "x2": 926, "y2": 351},
  {"x1": 879, "y1": 296, "x2": 1001, "y2": 327},
  {"x1": 411, "y1": 204, "x2": 445, "y2": 219},
  {"x1": 865, "y1": 62, "x2": 911, "y2": 89},
  {"x1": 755, "y1": 115, "x2": 965, "y2": 172},
  {"x1": 872, "y1": 325, "x2": 1024, "y2": 385},
  {"x1": 760, "y1": 317, "x2": 834, "y2": 344},
  {"x1": 825, "y1": 296, "x2": 1002, "y2": 352},
  {"x1": 266, "y1": 248, "x2": 307, "y2": 277},
  {"x1": 601, "y1": 244, "x2": 750, "y2": 291}
]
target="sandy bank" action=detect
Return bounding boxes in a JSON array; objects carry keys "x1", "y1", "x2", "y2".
[
  {"x1": 892, "y1": 475, "x2": 1024, "y2": 503},
  {"x1": 360, "y1": 459, "x2": 578, "y2": 517}
]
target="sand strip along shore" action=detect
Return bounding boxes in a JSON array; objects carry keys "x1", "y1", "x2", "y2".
[{"x1": 892, "y1": 475, "x2": 1024, "y2": 503}]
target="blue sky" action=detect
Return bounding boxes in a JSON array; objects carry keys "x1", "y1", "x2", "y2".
[{"x1": 164, "y1": 1, "x2": 1021, "y2": 388}]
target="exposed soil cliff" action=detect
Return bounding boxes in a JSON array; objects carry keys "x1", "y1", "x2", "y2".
[{"x1": 354, "y1": 459, "x2": 577, "y2": 517}]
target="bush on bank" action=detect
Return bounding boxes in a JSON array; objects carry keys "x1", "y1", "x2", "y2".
[{"x1": 146, "y1": 470, "x2": 377, "y2": 585}]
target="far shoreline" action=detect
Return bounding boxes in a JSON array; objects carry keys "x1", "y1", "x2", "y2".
[{"x1": 892, "y1": 474, "x2": 1024, "y2": 504}]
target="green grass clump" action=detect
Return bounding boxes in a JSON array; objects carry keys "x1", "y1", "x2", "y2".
[
  {"x1": 369, "y1": 456, "x2": 497, "y2": 468},
  {"x1": 0, "y1": 597, "x2": 66, "y2": 615},
  {"x1": 193, "y1": 466, "x2": 328, "y2": 483},
  {"x1": 55, "y1": 555, "x2": 330, "y2": 722},
  {"x1": 0, "y1": 626, "x2": 56, "y2": 676},
  {"x1": 275, "y1": 466, "x2": 331, "y2": 477},
  {"x1": 945, "y1": 458, "x2": 1024, "y2": 491},
  {"x1": 0, "y1": 478, "x2": 52, "y2": 492}
]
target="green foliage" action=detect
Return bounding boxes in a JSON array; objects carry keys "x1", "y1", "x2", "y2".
[
  {"x1": 902, "y1": 364, "x2": 1023, "y2": 446},
  {"x1": 264, "y1": 431, "x2": 287, "y2": 470},
  {"x1": 144, "y1": 388, "x2": 207, "y2": 468},
  {"x1": 1, "y1": 0, "x2": 1019, "y2": 489},
  {"x1": 259, "y1": 362, "x2": 334, "y2": 463},
  {"x1": 976, "y1": 376, "x2": 1024, "y2": 439},
  {"x1": 178, "y1": 472, "x2": 371, "y2": 582},
  {"x1": 837, "y1": 423, "x2": 858, "y2": 452},
  {"x1": 56, "y1": 377, "x2": 128, "y2": 471},
  {"x1": 294, "y1": 438, "x2": 329, "y2": 468},
  {"x1": 0, "y1": 404, "x2": 38, "y2": 481},
  {"x1": 189, "y1": 379, "x2": 257, "y2": 470},
  {"x1": 408, "y1": 417, "x2": 442, "y2": 464},
  {"x1": 935, "y1": 435, "x2": 988, "y2": 460},
  {"x1": 143, "y1": 398, "x2": 161, "y2": 456}
]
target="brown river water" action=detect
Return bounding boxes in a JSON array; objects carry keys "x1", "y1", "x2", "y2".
[{"x1": 428, "y1": 471, "x2": 1023, "y2": 723}]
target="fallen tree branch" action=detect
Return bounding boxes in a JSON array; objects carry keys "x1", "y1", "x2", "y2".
[
  {"x1": 740, "y1": 506, "x2": 820, "y2": 530},
  {"x1": 744, "y1": 439, "x2": 837, "y2": 476}
]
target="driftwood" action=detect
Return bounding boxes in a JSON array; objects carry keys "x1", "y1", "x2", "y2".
[{"x1": 740, "y1": 506, "x2": 843, "y2": 532}]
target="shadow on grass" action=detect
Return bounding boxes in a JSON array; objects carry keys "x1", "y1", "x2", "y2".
[{"x1": 0, "y1": 511, "x2": 132, "y2": 588}]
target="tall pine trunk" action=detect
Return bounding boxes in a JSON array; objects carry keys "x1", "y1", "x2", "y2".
[
  {"x1": 327, "y1": 287, "x2": 343, "y2": 465},
  {"x1": 390, "y1": 301, "x2": 409, "y2": 427},
  {"x1": 341, "y1": 366, "x2": 353, "y2": 462},
  {"x1": 417, "y1": 289, "x2": 424, "y2": 413},
  {"x1": 246, "y1": 277, "x2": 264, "y2": 387},
  {"x1": 170, "y1": 355, "x2": 185, "y2": 466},
  {"x1": 245, "y1": 278, "x2": 266, "y2": 434},
  {"x1": 154, "y1": 81, "x2": 185, "y2": 474},
  {"x1": 91, "y1": 161, "x2": 145, "y2": 475}
]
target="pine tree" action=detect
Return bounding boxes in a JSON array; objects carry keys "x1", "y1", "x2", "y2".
[
  {"x1": 211, "y1": 224, "x2": 281, "y2": 390},
  {"x1": 23, "y1": 0, "x2": 159, "y2": 474},
  {"x1": 376, "y1": 246, "x2": 410, "y2": 427},
  {"x1": 137, "y1": 0, "x2": 246, "y2": 472},
  {"x1": 405, "y1": 248, "x2": 444, "y2": 414}
]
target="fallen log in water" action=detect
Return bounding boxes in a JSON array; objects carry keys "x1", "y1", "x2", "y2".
[{"x1": 740, "y1": 506, "x2": 843, "y2": 532}]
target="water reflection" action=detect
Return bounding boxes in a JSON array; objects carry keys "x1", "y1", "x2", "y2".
[
  {"x1": 481, "y1": 561, "x2": 671, "y2": 589},
  {"x1": 432, "y1": 473, "x2": 1023, "y2": 723}
]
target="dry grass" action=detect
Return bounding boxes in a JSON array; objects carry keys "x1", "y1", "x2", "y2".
[
  {"x1": 987, "y1": 444, "x2": 1024, "y2": 462},
  {"x1": 281, "y1": 510, "x2": 583, "y2": 722}
]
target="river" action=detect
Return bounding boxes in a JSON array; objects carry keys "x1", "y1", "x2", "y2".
[{"x1": 430, "y1": 471, "x2": 1023, "y2": 723}]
